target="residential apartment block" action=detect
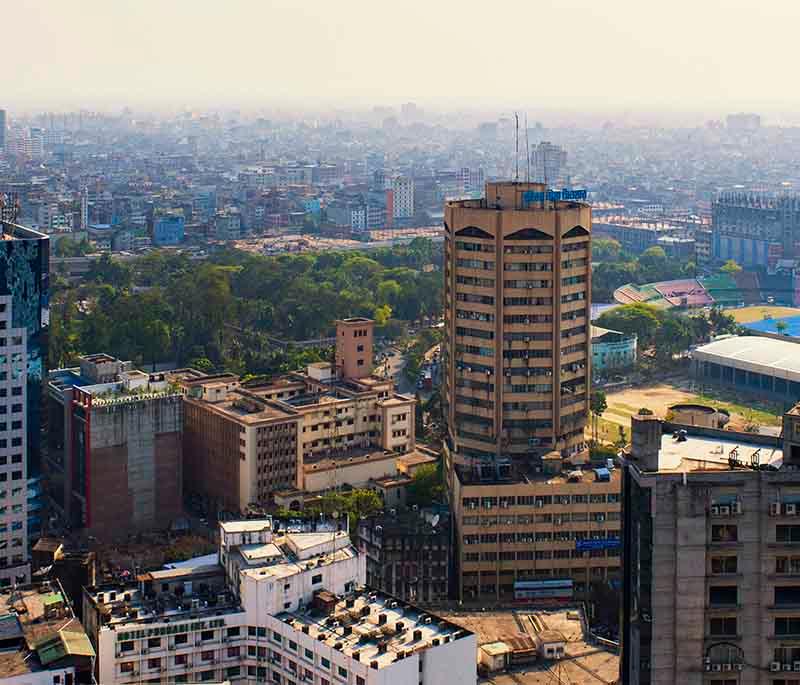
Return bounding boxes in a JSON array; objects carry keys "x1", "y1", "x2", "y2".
[
  {"x1": 84, "y1": 518, "x2": 476, "y2": 685},
  {"x1": 620, "y1": 408, "x2": 800, "y2": 684}
]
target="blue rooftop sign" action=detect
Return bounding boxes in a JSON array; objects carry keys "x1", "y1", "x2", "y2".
[
  {"x1": 522, "y1": 188, "x2": 588, "y2": 206},
  {"x1": 576, "y1": 537, "x2": 620, "y2": 552}
]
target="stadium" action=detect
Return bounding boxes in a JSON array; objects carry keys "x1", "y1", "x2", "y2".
[{"x1": 613, "y1": 271, "x2": 793, "y2": 310}]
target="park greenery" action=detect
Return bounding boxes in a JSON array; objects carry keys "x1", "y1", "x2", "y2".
[
  {"x1": 591, "y1": 240, "x2": 696, "y2": 301},
  {"x1": 595, "y1": 302, "x2": 740, "y2": 364},
  {"x1": 49, "y1": 238, "x2": 442, "y2": 375}
]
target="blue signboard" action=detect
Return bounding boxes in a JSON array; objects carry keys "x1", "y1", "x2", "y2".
[
  {"x1": 576, "y1": 537, "x2": 620, "y2": 552},
  {"x1": 522, "y1": 188, "x2": 588, "y2": 206}
]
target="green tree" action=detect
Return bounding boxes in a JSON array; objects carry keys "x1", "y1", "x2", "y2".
[
  {"x1": 592, "y1": 238, "x2": 623, "y2": 262},
  {"x1": 406, "y1": 463, "x2": 444, "y2": 506},
  {"x1": 596, "y1": 303, "x2": 662, "y2": 349},
  {"x1": 590, "y1": 391, "x2": 608, "y2": 444},
  {"x1": 720, "y1": 259, "x2": 743, "y2": 275}
]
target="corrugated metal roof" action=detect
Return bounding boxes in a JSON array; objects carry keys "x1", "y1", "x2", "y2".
[{"x1": 694, "y1": 335, "x2": 800, "y2": 381}]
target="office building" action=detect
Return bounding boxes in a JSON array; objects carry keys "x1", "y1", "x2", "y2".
[
  {"x1": 180, "y1": 318, "x2": 416, "y2": 514},
  {"x1": 620, "y1": 407, "x2": 800, "y2": 684},
  {"x1": 0, "y1": 109, "x2": 6, "y2": 152},
  {"x1": 0, "y1": 579, "x2": 95, "y2": 684},
  {"x1": 443, "y1": 182, "x2": 602, "y2": 602},
  {"x1": 152, "y1": 210, "x2": 185, "y2": 246},
  {"x1": 531, "y1": 142, "x2": 567, "y2": 186},
  {"x1": 46, "y1": 354, "x2": 184, "y2": 540},
  {"x1": 358, "y1": 507, "x2": 451, "y2": 604},
  {"x1": 712, "y1": 192, "x2": 800, "y2": 268},
  {"x1": 83, "y1": 518, "x2": 476, "y2": 685},
  {"x1": 0, "y1": 221, "x2": 48, "y2": 587},
  {"x1": 392, "y1": 176, "x2": 414, "y2": 221}
]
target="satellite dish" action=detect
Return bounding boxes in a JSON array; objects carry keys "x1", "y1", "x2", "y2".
[{"x1": 431, "y1": 515, "x2": 440, "y2": 528}]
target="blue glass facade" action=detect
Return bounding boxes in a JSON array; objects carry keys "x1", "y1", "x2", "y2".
[
  {"x1": 153, "y1": 214, "x2": 185, "y2": 246},
  {"x1": 0, "y1": 224, "x2": 49, "y2": 476}
]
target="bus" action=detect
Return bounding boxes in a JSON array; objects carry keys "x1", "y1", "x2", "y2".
[{"x1": 513, "y1": 579, "x2": 574, "y2": 602}]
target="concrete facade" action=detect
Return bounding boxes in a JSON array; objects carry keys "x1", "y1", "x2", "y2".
[
  {"x1": 84, "y1": 521, "x2": 477, "y2": 685},
  {"x1": 443, "y1": 181, "x2": 594, "y2": 605},
  {"x1": 47, "y1": 355, "x2": 184, "y2": 540},
  {"x1": 621, "y1": 410, "x2": 800, "y2": 684}
]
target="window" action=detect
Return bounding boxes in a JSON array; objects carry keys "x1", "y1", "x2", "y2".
[
  {"x1": 175, "y1": 654, "x2": 187, "y2": 665},
  {"x1": 776, "y1": 616, "x2": 800, "y2": 635},
  {"x1": 357, "y1": 678, "x2": 366, "y2": 685},
  {"x1": 121, "y1": 662, "x2": 134, "y2": 673},
  {"x1": 174, "y1": 633, "x2": 188, "y2": 645},
  {"x1": 777, "y1": 526, "x2": 800, "y2": 543},
  {"x1": 200, "y1": 630, "x2": 214, "y2": 641},
  {"x1": 709, "y1": 617, "x2": 737, "y2": 636},
  {"x1": 201, "y1": 650, "x2": 214, "y2": 661},
  {"x1": 775, "y1": 586, "x2": 800, "y2": 605},
  {"x1": 338, "y1": 666, "x2": 348, "y2": 678},
  {"x1": 321, "y1": 657, "x2": 330, "y2": 669},
  {"x1": 227, "y1": 626, "x2": 240, "y2": 637},
  {"x1": 120, "y1": 641, "x2": 134, "y2": 652},
  {"x1": 711, "y1": 556, "x2": 738, "y2": 574},
  {"x1": 147, "y1": 637, "x2": 161, "y2": 648},
  {"x1": 304, "y1": 648, "x2": 313, "y2": 661},
  {"x1": 312, "y1": 574, "x2": 322, "y2": 585},
  {"x1": 272, "y1": 630, "x2": 282, "y2": 643},
  {"x1": 288, "y1": 640, "x2": 297, "y2": 651},
  {"x1": 711, "y1": 525, "x2": 738, "y2": 543},
  {"x1": 147, "y1": 658, "x2": 160, "y2": 669},
  {"x1": 709, "y1": 586, "x2": 737, "y2": 606},
  {"x1": 227, "y1": 646, "x2": 240, "y2": 658}
]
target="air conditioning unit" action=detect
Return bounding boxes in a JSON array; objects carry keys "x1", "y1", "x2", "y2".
[
  {"x1": 794, "y1": 661, "x2": 800, "y2": 671},
  {"x1": 719, "y1": 506, "x2": 731, "y2": 516},
  {"x1": 736, "y1": 663, "x2": 744, "y2": 671},
  {"x1": 712, "y1": 664, "x2": 721, "y2": 672},
  {"x1": 770, "y1": 662, "x2": 780, "y2": 673},
  {"x1": 142, "y1": 648, "x2": 149, "y2": 654},
  {"x1": 722, "y1": 663, "x2": 732, "y2": 672},
  {"x1": 786, "y1": 664, "x2": 794, "y2": 671},
  {"x1": 771, "y1": 503, "x2": 782, "y2": 516},
  {"x1": 787, "y1": 504, "x2": 797, "y2": 516},
  {"x1": 733, "y1": 501, "x2": 742, "y2": 515},
  {"x1": 710, "y1": 505, "x2": 720, "y2": 516}
]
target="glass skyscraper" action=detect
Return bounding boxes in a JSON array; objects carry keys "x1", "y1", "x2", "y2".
[{"x1": 0, "y1": 220, "x2": 48, "y2": 586}]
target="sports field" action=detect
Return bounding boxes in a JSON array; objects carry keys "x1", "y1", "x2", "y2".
[
  {"x1": 725, "y1": 305, "x2": 800, "y2": 324},
  {"x1": 590, "y1": 379, "x2": 783, "y2": 445}
]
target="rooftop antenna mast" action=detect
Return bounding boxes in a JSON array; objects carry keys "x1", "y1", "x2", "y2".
[
  {"x1": 514, "y1": 113, "x2": 520, "y2": 182},
  {"x1": 525, "y1": 114, "x2": 531, "y2": 182}
]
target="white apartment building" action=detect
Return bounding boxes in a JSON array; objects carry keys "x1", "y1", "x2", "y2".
[
  {"x1": 392, "y1": 177, "x2": 414, "y2": 220},
  {"x1": 85, "y1": 519, "x2": 476, "y2": 685}
]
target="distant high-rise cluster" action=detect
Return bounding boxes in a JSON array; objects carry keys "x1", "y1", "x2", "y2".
[{"x1": 531, "y1": 141, "x2": 567, "y2": 186}]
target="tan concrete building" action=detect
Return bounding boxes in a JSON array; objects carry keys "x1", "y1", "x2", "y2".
[
  {"x1": 620, "y1": 408, "x2": 800, "y2": 685},
  {"x1": 180, "y1": 319, "x2": 417, "y2": 514},
  {"x1": 443, "y1": 181, "x2": 600, "y2": 602}
]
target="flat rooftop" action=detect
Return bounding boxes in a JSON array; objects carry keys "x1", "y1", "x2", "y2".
[
  {"x1": 438, "y1": 608, "x2": 619, "y2": 685},
  {"x1": 647, "y1": 432, "x2": 782, "y2": 473},
  {"x1": 694, "y1": 335, "x2": 800, "y2": 381},
  {"x1": 220, "y1": 520, "x2": 273, "y2": 535},
  {"x1": 0, "y1": 584, "x2": 93, "y2": 680},
  {"x1": 279, "y1": 590, "x2": 472, "y2": 669}
]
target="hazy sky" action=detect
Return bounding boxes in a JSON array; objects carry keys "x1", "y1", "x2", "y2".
[{"x1": 6, "y1": 0, "x2": 800, "y2": 113}]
